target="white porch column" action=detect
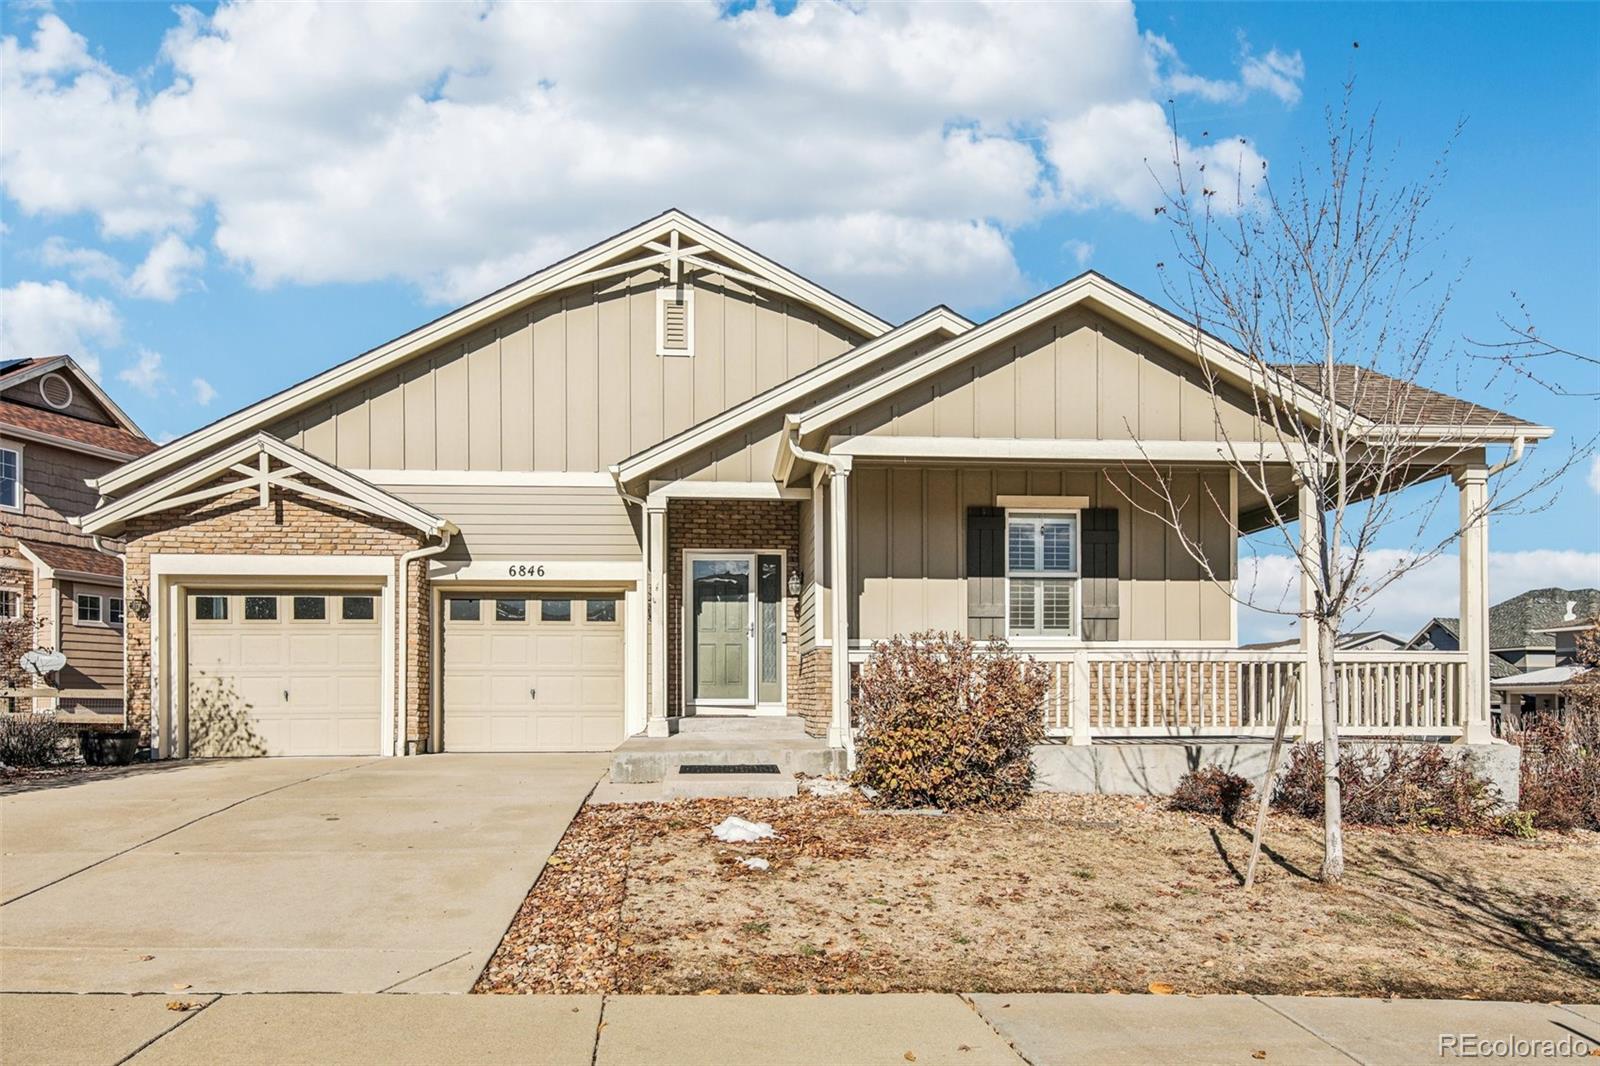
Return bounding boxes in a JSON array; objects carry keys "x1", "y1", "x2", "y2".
[
  {"x1": 1456, "y1": 464, "x2": 1492, "y2": 743},
  {"x1": 1298, "y1": 479, "x2": 1324, "y2": 742},
  {"x1": 828, "y1": 459, "x2": 853, "y2": 748},
  {"x1": 1068, "y1": 650, "x2": 1092, "y2": 746},
  {"x1": 645, "y1": 501, "x2": 671, "y2": 738}
]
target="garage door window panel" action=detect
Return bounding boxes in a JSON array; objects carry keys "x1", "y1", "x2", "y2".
[
  {"x1": 244, "y1": 596, "x2": 278, "y2": 621},
  {"x1": 292, "y1": 596, "x2": 326, "y2": 621},
  {"x1": 341, "y1": 596, "x2": 375, "y2": 621},
  {"x1": 193, "y1": 595, "x2": 228, "y2": 621},
  {"x1": 448, "y1": 598, "x2": 481, "y2": 622},
  {"x1": 586, "y1": 598, "x2": 618, "y2": 623},
  {"x1": 540, "y1": 599, "x2": 572, "y2": 622},
  {"x1": 495, "y1": 598, "x2": 527, "y2": 622}
]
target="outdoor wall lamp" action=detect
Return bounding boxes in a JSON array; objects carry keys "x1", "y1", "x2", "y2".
[{"x1": 787, "y1": 567, "x2": 803, "y2": 598}]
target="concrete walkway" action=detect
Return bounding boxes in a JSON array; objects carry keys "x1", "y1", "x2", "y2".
[
  {"x1": 0, "y1": 755, "x2": 607, "y2": 994},
  {"x1": 2, "y1": 993, "x2": 1594, "y2": 1065}
]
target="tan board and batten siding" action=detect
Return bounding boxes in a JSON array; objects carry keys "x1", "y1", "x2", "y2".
[
  {"x1": 838, "y1": 310, "x2": 1264, "y2": 444},
  {"x1": 270, "y1": 270, "x2": 866, "y2": 473},
  {"x1": 375, "y1": 484, "x2": 637, "y2": 562},
  {"x1": 848, "y1": 466, "x2": 1233, "y2": 643}
]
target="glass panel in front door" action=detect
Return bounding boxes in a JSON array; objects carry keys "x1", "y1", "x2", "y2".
[
  {"x1": 693, "y1": 558, "x2": 750, "y2": 701},
  {"x1": 757, "y1": 554, "x2": 782, "y2": 704}
]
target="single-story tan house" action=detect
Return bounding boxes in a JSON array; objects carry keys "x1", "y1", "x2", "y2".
[{"x1": 77, "y1": 211, "x2": 1550, "y2": 761}]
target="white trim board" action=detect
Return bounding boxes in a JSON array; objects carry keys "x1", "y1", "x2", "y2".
[
  {"x1": 428, "y1": 559, "x2": 644, "y2": 584},
  {"x1": 357, "y1": 469, "x2": 617, "y2": 487},
  {"x1": 645, "y1": 480, "x2": 811, "y2": 507},
  {"x1": 93, "y1": 210, "x2": 891, "y2": 498},
  {"x1": 830, "y1": 437, "x2": 1307, "y2": 464}
]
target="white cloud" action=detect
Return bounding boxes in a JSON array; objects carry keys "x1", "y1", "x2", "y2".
[
  {"x1": 117, "y1": 348, "x2": 165, "y2": 397},
  {"x1": 39, "y1": 233, "x2": 205, "y2": 301},
  {"x1": 126, "y1": 234, "x2": 205, "y2": 301},
  {"x1": 0, "y1": 278, "x2": 119, "y2": 376},
  {"x1": 191, "y1": 376, "x2": 216, "y2": 405},
  {"x1": 1588, "y1": 454, "x2": 1600, "y2": 496},
  {"x1": 1240, "y1": 48, "x2": 1306, "y2": 107},
  {"x1": 1, "y1": 3, "x2": 1295, "y2": 317},
  {"x1": 1239, "y1": 548, "x2": 1600, "y2": 645},
  {"x1": 1063, "y1": 238, "x2": 1095, "y2": 269}
]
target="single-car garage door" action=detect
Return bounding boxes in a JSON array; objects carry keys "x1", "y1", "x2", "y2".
[
  {"x1": 442, "y1": 594, "x2": 624, "y2": 752},
  {"x1": 185, "y1": 591, "x2": 383, "y2": 756}
]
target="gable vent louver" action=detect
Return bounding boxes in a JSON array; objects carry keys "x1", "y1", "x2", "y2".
[
  {"x1": 39, "y1": 372, "x2": 74, "y2": 411},
  {"x1": 657, "y1": 285, "x2": 694, "y2": 357}
]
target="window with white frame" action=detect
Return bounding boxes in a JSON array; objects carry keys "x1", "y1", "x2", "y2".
[
  {"x1": 76, "y1": 594, "x2": 102, "y2": 623},
  {"x1": 1005, "y1": 511, "x2": 1079, "y2": 638},
  {"x1": 0, "y1": 447, "x2": 21, "y2": 511},
  {"x1": 0, "y1": 589, "x2": 19, "y2": 619},
  {"x1": 108, "y1": 597, "x2": 125, "y2": 625}
]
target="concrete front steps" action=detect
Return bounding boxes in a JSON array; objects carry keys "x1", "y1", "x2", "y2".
[{"x1": 600, "y1": 716, "x2": 844, "y2": 800}]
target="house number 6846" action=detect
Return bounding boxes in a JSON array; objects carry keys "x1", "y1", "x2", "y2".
[{"x1": 507, "y1": 564, "x2": 547, "y2": 578}]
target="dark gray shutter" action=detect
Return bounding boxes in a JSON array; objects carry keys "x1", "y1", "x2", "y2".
[
  {"x1": 1081, "y1": 508, "x2": 1119, "y2": 641},
  {"x1": 966, "y1": 507, "x2": 1005, "y2": 640}
]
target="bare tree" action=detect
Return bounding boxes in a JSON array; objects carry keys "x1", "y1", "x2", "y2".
[
  {"x1": 1468, "y1": 293, "x2": 1600, "y2": 399},
  {"x1": 1125, "y1": 82, "x2": 1579, "y2": 884}
]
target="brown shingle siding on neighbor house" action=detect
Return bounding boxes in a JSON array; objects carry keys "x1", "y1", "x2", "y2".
[
  {"x1": 4, "y1": 441, "x2": 120, "y2": 551},
  {"x1": 119, "y1": 483, "x2": 429, "y2": 747}
]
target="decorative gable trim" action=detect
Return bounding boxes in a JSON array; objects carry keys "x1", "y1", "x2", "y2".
[
  {"x1": 92, "y1": 210, "x2": 890, "y2": 498},
  {"x1": 79, "y1": 433, "x2": 452, "y2": 538}
]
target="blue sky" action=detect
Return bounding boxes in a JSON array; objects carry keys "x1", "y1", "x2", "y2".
[{"x1": 2, "y1": 1, "x2": 1596, "y2": 640}]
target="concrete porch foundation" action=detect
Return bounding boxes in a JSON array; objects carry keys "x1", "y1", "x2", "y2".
[
  {"x1": 608, "y1": 717, "x2": 845, "y2": 785},
  {"x1": 1031, "y1": 739, "x2": 1521, "y2": 807}
]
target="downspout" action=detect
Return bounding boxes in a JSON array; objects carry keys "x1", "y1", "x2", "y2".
[
  {"x1": 611, "y1": 466, "x2": 654, "y2": 738},
  {"x1": 91, "y1": 536, "x2": 127, "y2": 729},
  {"x1": 784, "y1": 421, "x2": 857, "y2": 771},
  {"x1": 398, "y1": 522, "x2": 456, "y2": 757},
  {"x1": 1487, "y1": 435, "x2": 1526, "y2": 478}
]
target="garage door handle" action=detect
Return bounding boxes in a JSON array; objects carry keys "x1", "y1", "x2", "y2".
[
  {"x1": 529, "y1": 688, "x2": 536, "y2": 700},
  {"x1": 283, "y1": 689, "x2": 289, "y2": 702}
]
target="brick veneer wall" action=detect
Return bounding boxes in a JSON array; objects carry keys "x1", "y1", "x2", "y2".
[
  {"x1": 665, "y1": 499, "x2": 803, "y2": 719},
  {"x1": 120, "y1": 483, "x2": 430, "y2": 749},
  {"x1": 796, "y1": 645, "x2": 832, "y2": 738}
]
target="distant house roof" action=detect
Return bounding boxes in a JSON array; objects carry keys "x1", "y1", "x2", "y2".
[
  {"x1": 1274, "y1": 365, "x2": 1545, "y2": 433},
  {"x1": 1489, "y1": 588, "x2": 1600, "y2": 651},
  {"x1": 16, "y1": 540, "x2": 123, "y2": 581},
  {"x1": 1491, "y1": 665, "x2": 1584, "y2": 692},
  {"x1": 0, "y1": 399, "x2": 156, "y2": 459},
  {"x1": 1241, "y1": 630, "x2": 1404, "y2": 652}
]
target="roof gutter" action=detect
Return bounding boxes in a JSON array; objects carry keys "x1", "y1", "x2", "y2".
[{"x1": 1487, "y1": 434, "x2": 1528, "y2": 478}]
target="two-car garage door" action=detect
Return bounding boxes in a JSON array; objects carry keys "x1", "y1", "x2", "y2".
[
  {"x1": 441, "y1": 594, "x2": 625, "y2": 752},
  {"x1": 183, "y1": 589, "x2": 627, "y2": 756},
  {"x1": 185, "y1": 591, "x2": 383, "y2": 757}
]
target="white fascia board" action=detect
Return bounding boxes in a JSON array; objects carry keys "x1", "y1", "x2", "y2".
[
  {"x1": 95, "y1": 211, "x2": 888, "y2": 498},
  {"x1": 428, "y1": 559, "x2": 644, "y2": 584},
  {"x1": 645, "y1": 479, "x2": 812, "y2": 508},
  {"x1": 355, "y1": 469, "x2": 617, "y2": 487},
  {"x1": 614, "y1": 307, "x2": 972, "y2": 485},
  {"x1": 830, "y1": 436, "x2": 1306, "y2": 465},
  {"x1": 150, "y1": 554, "x2": 397, "y2": 579},
  {"x1": 83, "y1": 432, "x2": 449, "y2": 537},
  {"x1": 793, "y1": 274, "x2": 1376, "y2": 444}
]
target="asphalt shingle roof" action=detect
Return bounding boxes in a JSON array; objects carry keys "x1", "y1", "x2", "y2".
[{"x1": 1274, "y1": 364, "x2": 1541, "y2": 431}]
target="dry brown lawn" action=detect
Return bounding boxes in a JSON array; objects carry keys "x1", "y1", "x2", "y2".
[{"x1": 475, "y1": 793, "x2": 1600, "y2": 1001}]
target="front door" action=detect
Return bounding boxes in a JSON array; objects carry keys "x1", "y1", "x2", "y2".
[{"x1": 690, "y1": 556, "x2": 753, "y2": 704}]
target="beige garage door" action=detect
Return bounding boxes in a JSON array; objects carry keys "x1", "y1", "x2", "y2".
[
  {"x1": 185, "y1": 591, "x2": 383, "y2": 757},
  {"x1": 443, "y1": 594, "x2": 625, "y2": 752}
]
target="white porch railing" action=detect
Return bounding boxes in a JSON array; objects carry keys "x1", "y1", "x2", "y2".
[
  {"x1": 844, "y1": 644, "x2": 1472, "y2": 742},
  {"x1": 1037, "y1": 649, "x2": 1467, "y2": 741}
]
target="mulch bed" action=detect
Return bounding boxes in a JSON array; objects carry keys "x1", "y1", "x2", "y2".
[{"x1": 474, "y1": 793, "x2": 1600, "y2": 1001}]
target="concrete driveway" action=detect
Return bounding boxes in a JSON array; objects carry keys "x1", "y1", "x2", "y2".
[{"x1": 0, "y1": 754, "x2": 606, "y2": 994}]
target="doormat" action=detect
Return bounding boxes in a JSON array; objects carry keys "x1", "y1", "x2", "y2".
[{"x1": 678, "y1": 763, "x2": 781, "y2": 775}]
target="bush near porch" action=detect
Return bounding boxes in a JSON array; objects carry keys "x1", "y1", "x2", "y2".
[{"x1": 851, "y1": 632, "x2": 1049, "y2": 810}]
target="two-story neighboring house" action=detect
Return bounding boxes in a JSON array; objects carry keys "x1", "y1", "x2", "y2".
[{"x1": 0, "y1": 356, "x2": 156, "y2": 716}]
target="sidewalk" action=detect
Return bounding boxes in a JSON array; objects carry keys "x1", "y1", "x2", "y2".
[{"x1": 3, "y1": 991, "x2": 1595, "y2": 1066}]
